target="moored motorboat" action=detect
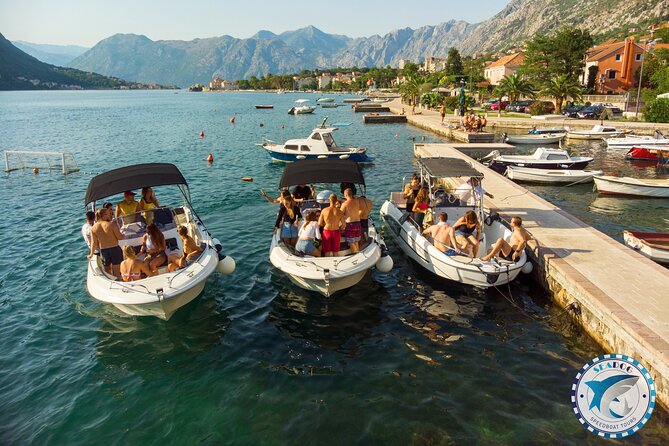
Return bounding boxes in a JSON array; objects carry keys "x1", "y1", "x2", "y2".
[
  {"x1": 506, "y1": 166, "x2": 603, "y2": 184},
  {"x1": 593, "y1": 175, "x2": 669, "y2": 198},
  {"x1": 257, "y1": 118, "x2": 371, "y2": 163},
  {"x1": 605, "y1": 131, "x2": 669, "y2": 150},
  {"x1": 84, "y1": 163, "x2": 235, "y2": 320},
  {"x1": 380, "y1": 157, "x2": 529, "y2": 288},
  {"x1": 503, "y1": 133, "x2": 566, "y2": 144},
  {"x1": 317, "y1": 97, "x2": 335, "y2": 103},
  {"x1": 488, "y1": 147, "x2": 594, "y2": 173},
  {"x1": 255, "y1": 105, "x2": 274, "y2": 109},
  {"x1": 566, "y1": 125, "x2": 628, "y2": 140},
  {"x1": 319, "y1": 103, "x2": 339, "y2": 108},
  {"x1": 269, "y1": 158, "x2": 393, "y2": 296},
  {"x1": 528, "y1": 127, "x2": 566, "y2": 135},
  {"x1": 288, "y1": 99, "x2": 316, "y2": 115},
  {"x1": 624, "y1": 230, "x2": 669, "y2": 264},
  {"x1": 625, "y1": 146, "x2": 661, "y2": 160}
]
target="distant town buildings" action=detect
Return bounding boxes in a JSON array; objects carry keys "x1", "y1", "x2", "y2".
[
  {"x1": 318, "y1": 73, "x2": 333, "y2": 89},
  {"x1": 209, "y1": 77, "x2": 237, "y2": 90},
  {"x1": 422, "y1": 56, "x2": 447, "y2": 73},
  {"x1": 398, "y1": 59, "x2": 410, "y2": 70},
  {"x1": 483, "y1": 53, "x2": 525, "y2": 85},
  {"x1": 293, "y1": 76, "x2": 315, "y2": 90}
]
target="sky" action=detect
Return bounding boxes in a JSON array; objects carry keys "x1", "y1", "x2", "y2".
[{"x1": 0, "y1": 0, "x2": 511, "y2": 47}]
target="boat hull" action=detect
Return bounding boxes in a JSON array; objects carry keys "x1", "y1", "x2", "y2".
[
  {"x1": 506, "y1": 166, "x2": 603, "y2": 184},
  {"x1": 380, "y1": 200, "x2": 526, "y2": 288},
  {"x1": 594, "y1": 176, "x2": 669, "y2": 198},
  {"x1": 567, "y1": 131, "x2": 626, "y2": 140},
  {"x1": 490, "y1": 159, "x2": 592, "y2": 173},
  {"x1": 505, "y1": 134, "x2": 565, "y2": 144},
  {"x1": 624, "y1": 230, "x2": 669, "y2": 264},
  {"x1": 262, "y1": 145, "x2": 371, "y2": 163}
]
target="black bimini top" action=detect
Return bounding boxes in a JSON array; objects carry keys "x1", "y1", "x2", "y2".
[
  {"x1": 279, "y1": 158, "x2": 365, "y2": 187},
  {"x1": 418, "y1": 157, "x2": 484, "y2": 179},
  {"x1": 85, "y1": 163, "x2": 187, "y2": 205}
]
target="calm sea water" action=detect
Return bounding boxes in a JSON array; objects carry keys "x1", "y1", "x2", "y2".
[{"x1": 0, "y1": 91, "x2": 667, "y2": 445}]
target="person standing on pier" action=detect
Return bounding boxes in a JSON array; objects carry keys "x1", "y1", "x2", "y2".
[{"x1": 440, "y1": 103, "x2": 446, "y2": 123}]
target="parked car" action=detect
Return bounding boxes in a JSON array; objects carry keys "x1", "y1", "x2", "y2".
[
  {"x1": 577, "y1": 105, "x2": 606, "y2": 119},
  {"x1": 506, "y1": 100, "x2": 534, "y2": 113},
  {"x1": 562, "y1": 105, "x2": 586, "y2": 118},
  {"x1": 524, "y1": 101, "x2": 555, "y2": 114},
  {"x1": 483, "y1": 100, "x2": 508, "y2": 111}
]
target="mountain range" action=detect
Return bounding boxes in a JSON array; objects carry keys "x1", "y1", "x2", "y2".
[
  {"x1": 25, "y1": 0, "x2": 669, "y2": 87},
  {"x1": 11, "y1": 40, "x2": 88, "y2": 66}
]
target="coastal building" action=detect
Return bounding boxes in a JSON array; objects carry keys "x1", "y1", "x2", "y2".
[
  {"x1": 483, "y1": 53, "x2": 524, "y2": 86},
  {"x1": 293, "y1": 76, "x2": 315, "y2": 90},
  {"x1": 398, "y1": 59, "x2": 410, "y2": 70},
  {"x1": 423, "y1": 56, "x2": 447, "y2": 73},
  {"x1": 209, "y1": 77, "x2": 237, "y2": 91},
  {"x1": 318, "y1": 73, "x2": 333, "y2": 90},
  {"x1": 392, "y1": 75, "x2": 408, "y2": 87}
]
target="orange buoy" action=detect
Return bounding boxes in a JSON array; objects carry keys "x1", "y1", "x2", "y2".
[
  {"x1": 200, "y1": 130, "x2": 204, "y2": 138},
  {"x1": 242, "y1": 177, "x2": 253, "y2": 182},
  {"x1": 207, "y1": 153, "x2": 214, "y2": 163},
  {"x1": 33, "y1": 167, "x2": 39, "y2": 174},
  {"x1": 229, "y1": 117, "x2": 235, "y2": 123}
]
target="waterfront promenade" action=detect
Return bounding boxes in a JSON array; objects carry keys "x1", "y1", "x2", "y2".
[{"x1": 394, "y1": 104, "x2": 669, "y2": 407}]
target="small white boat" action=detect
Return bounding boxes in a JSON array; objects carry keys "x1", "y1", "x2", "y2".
[
  {"x1": 343, "y1": 98, "x2": 365, "y2": 103},
  {"x1": 319, "y1": 103, "x2": 339, "y2": 108},
  {"x1": 84, "y1": 163, "x2": 235, "y2": 320},
  {"x1": 370, "y1": 98, "x2": 390, "y2": 103},
  {"x1": 605, "y1": 131, "x2": 669, "y2": 150},
  {"x1": 380, "y1": 157, "x2": 530, "y2": 288},
  {"x1": 269, "y1": 158, "x2": 393, "y2": 296},
  {"x1": 506, "y1": 166, "x2": 603, "y2": 184},
  {"x1": 528, "y1": 127, "x2": 566, "y2": 135},
  {"x1": 624, "y1": 230, "x2": 669, "y2": 264},
  {"x1": 488, "y1": 147, "x2": 594, "y2": 173},
  {"x1": 504, "y1": 133, "x2": 566, "y2": 144},
  {"x1": 566, "y1": 125, "x2": 628, "y2": 140},
  {"x1": 288, "y1": 99, "x2": 316, "y2": 115},
  {"x1": 317, "y1": 97, "x2": 335, "y2": 103},
  {"x1": 593, "y1": 175, "x2": 669, "y2": 198}
]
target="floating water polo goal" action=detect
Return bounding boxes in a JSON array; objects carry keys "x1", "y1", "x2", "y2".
[{"x1": 3, "y1": 150, "x2": 79, "y2": 175}]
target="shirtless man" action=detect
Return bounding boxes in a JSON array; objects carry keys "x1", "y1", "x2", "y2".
[
  {"x1": 422, "y1": 212, "x2": 454, "y2": 253},
  {"x1": 168, "y1": 226, "x2": 203, "y2": 272},
  {"x1": 89, "y1": 207, "x2": 124, "y2": 277},
  {"x1": 481, "y1": 216, "x2": 531, "y2": 262},
  {"x1": 318, "y1": 194, "x2": 345, "y2": 257},
  {"x1": 358, "y1": 195, "x2": 373, "y2": 244},
  {"x1": 340, "y1": 188, "x2": 362, "y2": 254}
]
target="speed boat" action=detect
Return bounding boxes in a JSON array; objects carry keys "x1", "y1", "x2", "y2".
[
  {"x1": 503, "y1": 133, "x2": 565, "y2": 144},
  {"x1": 605, "y1": 131, "x2": 669, "y2": 150},
  {"x1": 566, "y1": 125, "x2": 628, "y2": 140},
  {"x1": 487, "y1": 147, "x2": 594, "y2": 173},
  {"x1": 593, "y1": 175, "x2": 669, "y2": 198},
  {"x1": 269, "y1": 158, "x2": 393, "y2": 296},
  {"x1": 84, "y1": 163, "x2": 235, "y2": 320},
  {"x1": 317, "y1": 97, "x2": 335, "y2": 103},
  {"x1": 288, "y1": 99, "x2": 316, "y2": 114},
  {"x1": 380, "y1": 157, "x2": 530, "y2": 288},
  {"x1": 257, "y1": 118, "x2": 371, "y2": 163},
  {"x1": 506, "y1": 166, "x2": 603, "y2": 184}
]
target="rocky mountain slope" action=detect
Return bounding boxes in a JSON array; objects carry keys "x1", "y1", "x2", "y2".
[
  {"x1": 67, "y1": 0, "x2": 669, "y2": 86},
  {"x1": 11, "y1": 40, "x2": 88, "y2": 66}
]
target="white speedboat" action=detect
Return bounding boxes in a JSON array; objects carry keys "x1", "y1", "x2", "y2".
[
  {"x1": 506, "y1": 166, "x2": 603, "y2": 184},
  {"x1": 488, "y1": 147, "x2": 594, "y2": 173},
  {"x1": 85, "y1": 163, "x2": 235, "y2": 320},
  {"x1": 605, "y1": 131, "x2": 669, "y2": 150},
  {"x1": 624, "y1": 230, "x2": 669, "y2": 264},
  {"x1": 503, "y1": 133, "x2": 565, "y2": 144},
  {"x1": 317, "y1": 97, "x2": 335, "y2": 103},
  {"x1": 269, "y1": 158, "x2": 393, "y2": 296},
  {"x1": 380, "y1": 157, "x2": 530, "y2": 288},
  {"x1": 257, "y1": 118, "x2": 371, "y2": 163},
  {"x1": 288, "y1": 99, "x2": 316, "y2": 114},
  {"x1": 566, "y1": 125, "x2": 628, "y2": 140},
  {"x1": 528, "y1": 127, "x2": 566, "y2": 135},
  {"x1": 593, "y1": 175, "x2": 669, "y2": 197}
]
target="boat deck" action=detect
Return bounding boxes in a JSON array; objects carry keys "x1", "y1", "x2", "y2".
[{"x1": 415, "y1": 142, "x2": 669, "y2": 407}]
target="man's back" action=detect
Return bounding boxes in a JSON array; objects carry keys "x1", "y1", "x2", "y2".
[
  {"x1": 93, "y1": 220, "x2": 122, "y2": 248},
  {"x1": 358, "y1": 197, "x2": 373, "y2": 219},
  {"x1": 341, "y1": 198, "x2": 360, "y2": 222}
]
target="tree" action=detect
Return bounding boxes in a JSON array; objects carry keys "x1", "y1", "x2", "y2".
[
  {"x1": 497, "y1": 74, "x2": 535, "y2": 103},
  {"x1": 401, "y1": 62, "x2": 420, "y2": 78},
  {"x1": 446, "y1": 48, "x2": 464, "y2": 77},
  {"x1": 586, "y1": 65, "x2": 599, "y2": 92},
  {"x1": 541, "y1": 74, "x2": 583, "y2": 113},
  {"x1": 521, "y1": 26, "x2": 594, "y2": 86},
  {"x1": 399, "y1": 76, "x2": 421, "y2": 105}
]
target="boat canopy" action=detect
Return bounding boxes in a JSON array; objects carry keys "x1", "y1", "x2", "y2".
[
  {"x1": 279, "y1": 158, "x2": 365, "y2": 187},
  {"x1": 418, "y1": 158, "x2": 483, "y2": 179},
  {"x1": 85, "y1": 163, "x2": 188, "y2": 205}
]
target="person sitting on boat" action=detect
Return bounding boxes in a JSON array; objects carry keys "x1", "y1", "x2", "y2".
[
  {"x1": 115, "y1": 190, "x2": 140, "y2": 222},
  {"x1": 141, "y1": 223, "x2": 168, "y2": 275},
  {"x1": 139, "y1": 187, "x2": 160, "y2": 226},
  {"x1": 296, "y1": 212, "x2": 321, "y2": 257},
  {"x1": 340, "y1": 188, "x2": 362, "y2": 254},
  {"x1": 88, "y1": 207, "x2": 125, "y2": 277},
  {"x1": 168, "y1": 226, "x2": 203, "y2": 272},
  {"x1": 274, "y1": 191, "x2": 302, "y2": 248},
  {"x1": 319, "y1": 194, "x2": 345, "y2": 257},
  {"x1": 82, "y1": 210, "x2": 95, "y2": 250},
  {"x1": 358, "y1": 195, "x2": 373, "y2": 244},
  {"x1": 451, "y1": 210, "x2": 481, "y2": 257},
  {"x1": 454, "y1": 177, "x2": 493, "y2": 205},
  {"x1": 422, "y1": 212, "x2": 456, "y2": 254},
  {"x1": 403, "y1": 174, "x2": 421, "y2": 216},
  {"x1": 292, "y1": 183, "x2": 315, "y2": 202},
  {"x1": 481, "y1": 217, "x2": 532, "y2": 262},
  {"x1": 412, "y1": 186, "x2": 430, "y2": 228},
  {"x1": 120, "y1": 245, "x2": 153, "y2": 282}
]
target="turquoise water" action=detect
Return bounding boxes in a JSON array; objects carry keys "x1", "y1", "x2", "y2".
[{"x1": 1, "y1": 91, "x2": 667, "y2": 445}]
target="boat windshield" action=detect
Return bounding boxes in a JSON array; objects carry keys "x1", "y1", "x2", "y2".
[{"x1": 322, "y1": 132, "x2": 336, "y2": 149}]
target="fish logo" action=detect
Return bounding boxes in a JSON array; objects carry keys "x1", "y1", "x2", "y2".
[{"x1": 572, "y1": 355, "x2": 655, "y2": 438}]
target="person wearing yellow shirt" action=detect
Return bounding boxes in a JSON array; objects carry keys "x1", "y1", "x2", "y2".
[
  {"x1": 139, "y1": 187, "x2": 160, "y2": 226},
  {"x1": 116, "y1": 190, "x2": 140, "y2": 221}
]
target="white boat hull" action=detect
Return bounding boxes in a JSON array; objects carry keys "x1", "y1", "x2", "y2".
[
  {"x1": 624, "y1": 231, "x2": 669, "y2": 264},
  {"x1": 269, "y1": 223, "x2": 385, "y2": 297},
  {"x1": 505, "y1": 133, "x2": 565, "y2": 144},
  {"x1": 594, "y1": 176, "x2": 669, "y2": 198},
  {"x1": 380, "y1": 201, "x2": 526, "y2": 288},
  {"x1": 506, "y1": 166, "x2": 603, "y2": 184},
  {"x1": 567, "y1": 131, "x2": 626, "y2": 140},
  {"x1": 606, "y1": 138, "x2": 669, "y2": 150}
]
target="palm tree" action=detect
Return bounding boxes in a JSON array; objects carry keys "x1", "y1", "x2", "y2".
[
  {"x1": 399, "y1": 76, "x2": 421, "y2": 106},
  {"x1": 541, "y1": 74, "x2": 583, "y2": 114},
  {"x1": 497, "y1": 74, "x2": 535, "y2": 103}
]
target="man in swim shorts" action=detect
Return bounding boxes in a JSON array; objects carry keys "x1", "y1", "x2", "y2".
[
  {"x1": 318, "y1": 194, "x2": 345, "y2": 257},
  {"x1": 481, "y1": 216, "x2": 533, "y2": 262},
  {"x1": 340, "y1": 188, "x2": 362, "y2": 254},
  {"x1": 89, "y1": 207, "x2": 124, "y2": 277},
  {"x1": 358, "y1": 195, "x2": 373, "y2": 244}
]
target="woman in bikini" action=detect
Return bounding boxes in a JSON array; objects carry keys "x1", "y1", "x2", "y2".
[
  {"x1": 274, "y1": 192, "x2": 302, "y2": 248},
  {"x1": 139, "y1": 187, "x2": 160, "y2": 226},
  {"x1": 450, "y1": 210, "x2": 481, "y2": 257},
  {"x1": 141, "y1": 223, "x2": 167, "y2": 274},
  {"x1": 412, "y1": 186, "x2": 430, "y2": 229},
  {"x1": 120, "y1": 245, "x2": 153, "y2": 282}
]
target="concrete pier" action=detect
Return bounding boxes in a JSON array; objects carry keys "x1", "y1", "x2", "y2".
[
  {"x1": 450, "y1": 129, "x2": 495, "y2": 143},
  {"x1": 353, "y1": 105, "x2": 391, "y2": 113},
  {"x1": 415, "y1": 142, "x2": 514, "y2": 159},
  {"x1": 363, "y1": 114, "x2": 407, "y2": 124},
  {"x1": 414, "y1": 142, "x2": 669, "y2": 408}
]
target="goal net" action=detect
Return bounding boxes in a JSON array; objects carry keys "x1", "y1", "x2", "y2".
[{"x1": 3, "y1": 150, "x2": 80, "y2": 174}]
